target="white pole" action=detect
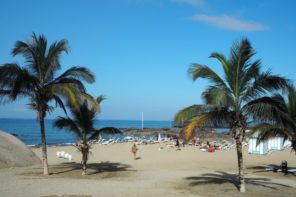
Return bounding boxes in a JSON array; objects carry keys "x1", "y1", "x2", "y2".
[{"x1": 141, "y1": 112, "x2": 144, "y2": 130}]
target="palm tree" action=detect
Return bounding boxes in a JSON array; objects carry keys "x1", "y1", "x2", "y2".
[
  {"x1": 54, "y1": 96, "x2": 122, "y2": 175},
  {"x1": 0, "y1": 33, "x2": 95, "y2": 175},
  {"x1": 252, "y1": 86, "x2": 296, "y2": 152},
  {"x1": 174, "y1": 39, "x2": 288, "y2": 192}
]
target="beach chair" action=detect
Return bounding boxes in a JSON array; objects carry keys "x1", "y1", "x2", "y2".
[
  {"x1": 68, "y1": 154, "x2": 72, "y2": 161},
  {"x1": 64, "y1": 153, "x2": 69, "y2": 159},
  {"x1": 60, "y1": 151, "x2": 65, "y2": 157}
]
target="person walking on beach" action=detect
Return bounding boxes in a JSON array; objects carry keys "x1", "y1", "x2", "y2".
[
  {"x1": 175, "y1": 138, "x2": 181, "y2": 151},
  {"x1": 131, "y1": 143, "x2": 138, "y2": 160}
]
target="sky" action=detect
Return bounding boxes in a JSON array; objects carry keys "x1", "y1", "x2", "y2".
[{"x1": 0, "y1": 0, "x2": 296, "y2": 121}]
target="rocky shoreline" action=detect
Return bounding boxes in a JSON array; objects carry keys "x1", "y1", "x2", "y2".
[{"x1": 121, "y1": 127, "x2": 233, "y2": 142}]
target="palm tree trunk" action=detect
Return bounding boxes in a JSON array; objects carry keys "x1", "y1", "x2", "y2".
[
  {"x1": 81, "y1": 145, "x2": 88, "y2": 175},
  {"x1": 235, "y1": 136, "x2": 245, "y2": 192},
  {"x1": 82, "y1": 159, "x2": 87, "y2": 175},
  {"x1": 38, "y1": 111, "x2": 49, "y2": 175}
]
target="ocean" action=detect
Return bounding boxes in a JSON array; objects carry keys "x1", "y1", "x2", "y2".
[{"x1": 0, "y1": 119, "x2": 173, "y2": 145}]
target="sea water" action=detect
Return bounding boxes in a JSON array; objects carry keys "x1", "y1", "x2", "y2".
[
  {"x1": 0, "y1": 119, "x2": 173, "y2": 145},
  {"x1": 0, "y1": 119, "x2": 230, "y2": 145}
]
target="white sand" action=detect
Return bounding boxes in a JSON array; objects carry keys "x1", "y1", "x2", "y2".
[{"x1": 1, "y1": 142, "x2": 296, "y2": 197}]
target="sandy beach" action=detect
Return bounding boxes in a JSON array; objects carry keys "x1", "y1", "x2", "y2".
[
  {"x1": 1, "y1": 141, "x2": 296, "y2": 197},
  {"x1": 2, "y1": 0, "x2": 296, "y2": 196}
]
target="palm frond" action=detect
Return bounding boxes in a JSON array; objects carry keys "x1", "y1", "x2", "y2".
[
  {"x1": 11, "y1": 40, "x2": 31, "y2": 57},
  {"x1": 72, "y1": 101, "x2": 96, "y2": 136},
  {"x1": 79, "y1": 93, "x2": 100, "y2": 112},
  {"x1": 189, "y1": 64, "x2": 227, "y2": 88},
  {"x1": 251, "y1": 123, "x2": 292, "y2": 145},
  {"x1": 0, "y1": 63, "x2": 38, "y2": 100},
  {"x1": 229, "y1": 39, "x2": 254, "y2": 73},
  {"x1": 96, "y1": 95, "x2": 106, "y2": 104},
  {"x1": 0, "y1": 90, "x2": 11, "y2": 95},
  {"x1": 51, "y1": 95, "x2": 67, "y2": 115},
  {"x1": 10, "y1": 68, "x2": 38, "y2": 99},
  {"x1": 239, "y1": 60, "x2": 261, "y2": 95},
  {"x1": 202, "y1": 86, "x2": 235, "y2": 107},
  {"x1": 43, "y1": 39, "x2": 69, "y2": 82},
  {"x1": 49, "y1": 77, "x2": 86, "y2": 91},
  {"x1": 0, "y1": 89, "x2": 12, "y2": 104},
  {"x1": 259, "y1": 70, "x2": 289, "y2": 91},
  {"x1": 286, "y1": 86, "x2": 296, "y2": 119},
  {"x1": 183, "y1": 109, "x2": 232, "y2": 140},
  {"x1": 55, "y1": 67, "x2": 95, "y2": 84},
  {"x1": 12, "y1": 33, "x2": 44, "y2": 78},
  {"x1": 210, "y1": 52, "x2": 229, "y2": 76},
  {"x1": 47, "y1": 82, "x2": 85, "y2": 110},
  {"x1": 88, "y1": 127, "x2": 122, "y2": 140},
  {"x1": 226, "y1": 39, "x2": 256, "y2": 99},
  {"x1": 244, "y1": 71, "x2": 289, "y2": 101},
  {"x1": 0, "y1": 63, "x2": 23, "y2": 86},
  {"x1": 243, "y1": 96, "x2": 294, "y2": 127},
  {"x1": 54, "y1": 116, "x2": 84, "y2": 140},
  {"x1": 174, "y1": 105, "x2": 209, "y2": 127}
]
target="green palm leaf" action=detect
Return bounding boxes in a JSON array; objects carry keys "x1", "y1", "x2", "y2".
[
  {"x1": 54, "y1": 67, "x2": 95, "y2": 84},
  {"x1": 202, "y1": 86, "x2": 235, "y2": 107},
  {"x1": 189, "y1": 64, "x2": 227, "y2": 89},
  {"x1": 174, "y1": 105, "x2": 209, "y2": 127},
  {"x1": 43, "y1": 39, "x2": 69, "y2": 82},
  {"x1": 54, "y1": 116, "x2": 83, "y2": 140},
  {"x1": 183, "y1": 109, "x2": 232, "y2": 141},
  {"x1": 251, "y1": 123, "x2": 291, "y2": 145},
  {"x1": 89, "y1": 127, "x2": 122, "y2": 140}
]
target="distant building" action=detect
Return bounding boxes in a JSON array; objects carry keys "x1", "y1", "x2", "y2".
[{"x1": 248, "y1": 136, "x2": 268, "y2": 155}]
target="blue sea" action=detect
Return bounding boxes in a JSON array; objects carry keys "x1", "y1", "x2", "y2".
[{"x1": 0, "y1": 119, "x2": 173, "y2": 145}]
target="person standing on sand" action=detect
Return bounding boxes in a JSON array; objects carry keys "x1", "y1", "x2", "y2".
[
  {"x1": 131, "y1": 143, "x2": 138, "y2": 160},
  {"x1": 175, "y1": 138, "x2": 181, "y2": 151}
]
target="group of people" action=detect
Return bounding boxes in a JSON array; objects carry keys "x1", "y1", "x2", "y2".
[{"x1": 130, "y1": 138, "x2": 182, "y2": 160}]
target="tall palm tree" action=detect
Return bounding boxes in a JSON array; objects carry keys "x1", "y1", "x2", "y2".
[
  {"x1": 54, "y1": 96, "x2": 122, "y2": 175},
  {"x1": 0, "y1": 33, "x2": 95, "y2": 175},
  {"x1": 252, "y1": 86, "x2": 296, "y2": 152},
  {"x1": 174, "y1": 39, "x2": 288, "y2": 192}
]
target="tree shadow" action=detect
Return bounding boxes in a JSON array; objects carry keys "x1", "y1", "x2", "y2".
[
  {"x1": 48, "y1": 161, "x2": 133, "y2": 176},
  {"x1": 247, "y1": 165, "x2": 296, "y2": 176},
  {"x1": 185, "y1": 171, "x2": 292, "y2": 191}
]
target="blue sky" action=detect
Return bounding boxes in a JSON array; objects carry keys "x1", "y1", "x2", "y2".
[{"x1": 0, "y1": 0, "x2": 296, "y2": 121}]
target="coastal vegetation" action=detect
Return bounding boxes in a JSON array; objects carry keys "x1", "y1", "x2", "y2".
[
  {"x1": 54, "y1": 96, "x2": 122, "y2": 175},
  {"x1": 0, "y1": 33, "x2": 95, "y2": 175},
  {"x1": 174, "y1": 38, "x2": 289, "y2": 192}
]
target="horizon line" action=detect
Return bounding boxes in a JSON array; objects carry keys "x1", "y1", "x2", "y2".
[{"x1": 0, "y1": 118, "x2": 173, "y2": 122}]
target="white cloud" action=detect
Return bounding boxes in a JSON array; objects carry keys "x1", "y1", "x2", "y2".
[
  {"x1": 190, "y1": 14, "x2": 269, "y2": 32},
  {"x1": 172, "y1": 0, "x2": 205, "y2": 7}
]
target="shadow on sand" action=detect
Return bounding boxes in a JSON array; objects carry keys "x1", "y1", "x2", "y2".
[
  {"x1": 49, "y1": 161, "x2": 132, "y2": 175},
  {"x1": 185, "y1": 171, "x2": 291, "y2": 191},
  {"x1": 247, "y1": 165, "x2": 296, "y2": 176},
  {"x1": 20, "y1": 161, "x2": 133, "y2": 179}
]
